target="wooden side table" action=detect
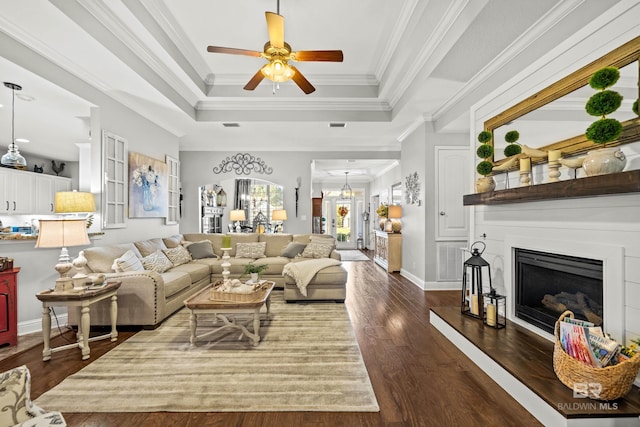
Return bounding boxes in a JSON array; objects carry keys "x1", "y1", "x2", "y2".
[{"x1": 36, "y1": 281, "x2": 121, "y2": 361}]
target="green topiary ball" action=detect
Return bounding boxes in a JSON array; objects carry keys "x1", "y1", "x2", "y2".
[
  {"x1": 633, "y1": 99, "x2": 639, "y2": 116},
  {"x1": 504, "y1": 144, "x2": 522, "y2": 157},
  {"x1": 589, "y1": 67, "x2": 620, "y2": 90},
  {"x1": 585, "y1": 118, "x2": 623, "y2": 144},
  {"x1": 476, "y1": 161, "x2": 493, "y2": 176},
  {"x1": 504, "y1": 130, "x2": 520, "y2": 143},
  {"x1": 477, "y1": 130, "x2": 492, "y2": 143},
  {"x1": 585, "y1": 90, "x2": 623, "y2": 116},
  {"x1": 476, "y1": 144, "x2": 494, "y2": 159}
]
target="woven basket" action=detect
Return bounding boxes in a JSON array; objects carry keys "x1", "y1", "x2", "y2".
[
  {"x1": 208, "y1": 281, "x2": 270, "y2": 303},
  {"x1": 553, "y1": 310, "x2": 640, "y2": 401}
]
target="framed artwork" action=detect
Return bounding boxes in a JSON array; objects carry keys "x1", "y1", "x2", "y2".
[{"x1": 129, "y1": 152, "x2": 168, "y2": 218}]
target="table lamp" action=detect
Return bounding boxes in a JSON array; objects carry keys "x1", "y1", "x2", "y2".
[
  {"x1": 386, "y1": 205, "x2": 402, "y2": 233},
  {"x1": 35, "y1": 219, "x2": 91, "y2": 291},
  {"x1": 272, "y1": 209, "x2": 287, "y2": 232},
  {"x1": 230, "y1": 209, "x2": 246, "y2": 233}
]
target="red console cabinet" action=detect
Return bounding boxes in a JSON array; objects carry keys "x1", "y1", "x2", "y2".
[{"x1": 0, "y1": 267, "x2": 20, "y2": 347}]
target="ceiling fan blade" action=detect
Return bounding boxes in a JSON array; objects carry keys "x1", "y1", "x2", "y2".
[
  {"x1": 293, "y1": 50, "x2": 344, "y2": 62},
  {"x1": 265, "y1": 12, "x2": 284, "y2": 49},
  {"x1": 243, "y1": 69, "x2": 266, "y2": 91},
  {"x1": 207, "y1": 46, "x2": 262, "y2": 57},
  {"x1": 290, "y1": 66, "x2": 315, "y2": 94}
]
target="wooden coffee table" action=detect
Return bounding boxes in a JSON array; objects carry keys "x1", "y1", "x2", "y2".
[{"x1": 183, "y1": 281, "x2": 275, "y2": 346}]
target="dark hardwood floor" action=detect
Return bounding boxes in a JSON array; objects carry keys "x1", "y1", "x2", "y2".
[{"x1": 0, "y1": 250, "x2": 542, "y2": 426}]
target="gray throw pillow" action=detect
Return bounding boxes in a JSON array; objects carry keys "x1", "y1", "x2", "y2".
[
  {"x1": 187, "y1": 241, "x2": 216, "y2": 259},
  {"x1": 280, "y1": 242, "x2": 307, "y2": 258}
]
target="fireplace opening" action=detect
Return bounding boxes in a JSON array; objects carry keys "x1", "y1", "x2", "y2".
[{"x1": 514, "y1": 248, "x2": 603, "y2": 334}]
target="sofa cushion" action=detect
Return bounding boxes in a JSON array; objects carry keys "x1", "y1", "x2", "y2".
[
  {"x1": 252, "y1": 257, "x2": 289, "y2": 275},
  {"x1": 163, "y1": 246, "x2": 192, "y2": 266},
  {"x1": 162, "y1": 234, "x2": 184, "y2": 249},
  {"x1": 114, "y1": 250, "x2": 144, "y2": 272},
  {"x1": 283, "y1": 264, "x2": 348, "y2": 286},
  {"x1": 199, "y1": 257, "x2": 255, "y2": 275},
  {"x1": 141, "y1": 250, "x2": 173, "y2": 273},
  {"x1": 160, "y1": 271, "x2": 192, "y2": 298},
  {"x1": 84, "y1": 243, "x2": 141, "y2": 273},
  {"x1": 135, "y1": 238, "x2": 168, "y2": 257},
  {"x1": 228, "y1": 233, "x2": 259, "y2": 257},
  {"x1": 186, "y1": 241, "x2": 217, "y2": 259},
  {"x1": 183, "y1": 233, "x2": 224, "y2": 257},
  {"x1": 301, "y1": 241, "x2": 335, "y2": 258},
  {"x1": 280, "y1": 242, "x2": 307, "y2": 258},
  {"x1": 169, "y1": 262, "x2": 210, "y2": 284},
  {"x1": 259, "y1": 234, "x2": 293, "y2": 257},
  {"x1": 235, "y1": 242, "x2": 267, "y2": 259}
]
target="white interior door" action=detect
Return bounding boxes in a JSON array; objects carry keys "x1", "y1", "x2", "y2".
[{"x1": 435, "y1": 146, "x2": 469, "y2": 239}]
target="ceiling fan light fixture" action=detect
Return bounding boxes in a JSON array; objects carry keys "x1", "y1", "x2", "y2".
[{"x1": 261, "y1": 59, "x2": 295, "y2": 83}]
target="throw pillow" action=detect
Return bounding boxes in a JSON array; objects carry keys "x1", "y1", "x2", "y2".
[
  {"x1": 186, "y1": 240, "x2": 217, "y2": 259},
  {"x1": 114, "y1": 249, "x2": 144, "y2": 272},
  {"x1": 301, "y1": 241, "x2": 334, "y2": 258},
  {"x1": 280, "y1": 242, "x2": 307, "y2": 258},
  {"x1": 0, "y1": 366, "x2": 34, "y2": 425},
  {"x1": 141, "y1": 250, "x2": 173, "y2": 273},
  {"x1": 235, "y1": 242, "x2": 267, "y2": 258},
  {"x1": 162, "y1": 245, "x2": 192, "y2": 267}
]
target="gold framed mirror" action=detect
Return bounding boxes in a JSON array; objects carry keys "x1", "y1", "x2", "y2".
[{"x1": 486, "y1": 35, "x2": 640, "y2": 170}]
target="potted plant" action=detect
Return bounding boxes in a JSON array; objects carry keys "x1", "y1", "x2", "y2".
[
  {"x1": 503, "y1": 130, "x2": 522, "y2": 157},
  {"x1": 582, "y1": 66, "x2": 627, "y2": 176},
  {"x1": 376, "y1": 203, "x2": 388, "y2": 230},
  {"x1": 242, "y1": 263, "x2": 269, "y2": 282},
  {"x1": 475, "y1": 131, "x2": 495, "y2": 193}
]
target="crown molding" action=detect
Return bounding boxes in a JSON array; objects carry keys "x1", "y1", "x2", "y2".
[
  {"x1": 196, "y1": 98, "x2": 391, "y2": 112},
  {"x1": 136, "y1": 0, "x2": 211, "y2": 80},
  {"x1": 77, "y1": 0, "x2": 200, "y2": 105},
  {"x1": 431, "y1": 0, "x2": 585, "y2": 123},
  {"x1": 0, "y1": 14, "x2": 111, "y2": 93}
]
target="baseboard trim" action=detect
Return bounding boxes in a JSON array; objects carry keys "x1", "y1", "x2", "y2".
[
  {"x1": 19, "y1": 313, "x2": 68, "y2": 336},
  {"x1": 400, "y1": 269, "x2": 425, "y2": 289},
  {"x1": 424, "y1": 281, "x2": 460, "y2": 290}
]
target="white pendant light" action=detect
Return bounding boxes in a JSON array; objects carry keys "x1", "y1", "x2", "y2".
[
  {"x1": 1, "y1": 82, "x2": 27, "y2": 170},
  {"x1": 340, "y1": 172, "x2": 352, "y2": 199}
]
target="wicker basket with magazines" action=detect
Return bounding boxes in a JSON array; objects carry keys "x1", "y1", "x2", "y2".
[{"x1": 553, "y1": 310, "x2": 640, "y2": 401}]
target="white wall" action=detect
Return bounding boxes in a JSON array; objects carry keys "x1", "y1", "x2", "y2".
[
  {"x1": 179, "y1": 151, "x2": 399, "y2": 236},
  {"x1": 470, "y1": 5, "x2": 640, "y2": 347},
  {"x1": 0, "y1": 33, "x2": 181, "y2": 333}
]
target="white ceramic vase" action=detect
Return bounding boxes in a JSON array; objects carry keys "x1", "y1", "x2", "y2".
[
  {"x1": 475, "y1": 176, "x2": 496, "y2": 193},
  {"x1": 582, "y1": 147, "x2": 626, "y2": 177}
]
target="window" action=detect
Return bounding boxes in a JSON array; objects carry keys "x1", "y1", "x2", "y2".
[{"x1": 102, "y1": 131, "x2": 127, "y2": 228}]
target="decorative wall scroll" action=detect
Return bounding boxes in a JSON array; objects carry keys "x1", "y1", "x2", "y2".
[
  {"x1": 213, "y1": 153, "x2": 273, "y2": 175},
  {"x1": 405, "y1": 171, "x2": 421, "y2": 206}
]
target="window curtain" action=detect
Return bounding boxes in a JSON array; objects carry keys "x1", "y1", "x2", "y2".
[{"x1": 234, "y1": 179, "x2": 251, "y2": 224}]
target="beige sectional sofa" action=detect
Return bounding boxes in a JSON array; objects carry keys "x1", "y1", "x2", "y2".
[{"x1": 71, "y1": 233, "x2": 347, "y2": 328}]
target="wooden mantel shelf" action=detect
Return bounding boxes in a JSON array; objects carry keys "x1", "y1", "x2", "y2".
[{"x1": 463, "y1": 169, "x2": 640, "y2": 205}]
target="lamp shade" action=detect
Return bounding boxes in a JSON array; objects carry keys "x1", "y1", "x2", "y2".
[
  {"x1": 35, "y1": 219, "x2": 90, "y2": 248},
  {"x1": 272, "y1": 209, "x2": 288, "y2": 221},
  {"x1": 55, "y1": 191, "x2": 96, "y2": 213},
  {"x1": 230, "y1": 209, "x2": 246, "y2": 221},
  {"x1": 388, "y1": 205, "x2": 402, "y2": 219}
]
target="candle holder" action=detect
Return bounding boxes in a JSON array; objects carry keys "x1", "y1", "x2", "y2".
[
  {"x1": 548, "y1": 160, "x2": 561, "y2": 182},
  {"x1": 483, "y1": 290, "x2": 506, "y2": 329},
  {"x1": 519, "y1": 171, "x2": 531, "y2": 186}
]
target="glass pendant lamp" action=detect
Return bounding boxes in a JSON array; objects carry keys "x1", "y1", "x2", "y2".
[{"x1": 1, "y1": 82, "x2": 27, "y2": 170}]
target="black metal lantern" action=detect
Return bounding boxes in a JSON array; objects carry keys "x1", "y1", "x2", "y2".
[
  {"x1": 461, "y1": 241, "x2": 492, "y2": 320},
  {"x1": 483, "y1": 290, "x2": 506, "y2": 329}
]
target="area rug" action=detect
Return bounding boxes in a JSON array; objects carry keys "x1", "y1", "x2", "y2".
[
  {"x1": 35, "y1": 291, "x2": 379, "y2": 413},
  {"x1": 336, "y1": 250, "x2": 370, "y2": 262}
]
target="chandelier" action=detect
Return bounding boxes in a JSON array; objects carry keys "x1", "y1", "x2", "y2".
[
  {"x1": 340, "y1": 172, "x2": 352, "y2": 199},
  {"x1": 1, "y1": 82, "x2": 27, "y2": 169}
]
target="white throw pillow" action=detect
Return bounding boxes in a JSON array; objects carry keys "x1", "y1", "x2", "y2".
[
  {"x1": 235, "y1": 242, "x2": 267, "y2": 259},
  {"x1": 141, "y1": 250, "x2": 173, "y2": 273},
  {"x1": 301, "y1": 241, "x2": 334, "y2": 258},
  {"x1": 163, "y1": 246, "x2": 192, "y2": 267},
  {"x1": 114, "y1": 250, "x2": 144, "y2": 272}
]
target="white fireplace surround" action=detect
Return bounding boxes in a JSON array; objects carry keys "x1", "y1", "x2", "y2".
[{"x1": 504, "y1": 235, "x2": 624, "y2": 343}]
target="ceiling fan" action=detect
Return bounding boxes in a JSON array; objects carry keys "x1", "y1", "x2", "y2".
[{"x1": 206, "y1": 8, "x2": 343, "y2": 94}]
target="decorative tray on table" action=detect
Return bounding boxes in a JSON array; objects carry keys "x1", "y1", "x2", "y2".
[{"x1": 208, "y1": 279, "x2": 272, "y2": 303}]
